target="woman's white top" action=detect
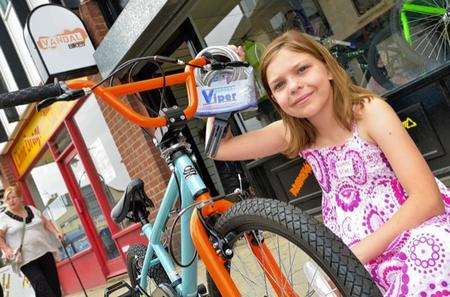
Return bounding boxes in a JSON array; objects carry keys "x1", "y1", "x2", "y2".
[{"x1": 0, "y1": 205, "x2": 58, "y2": 268}]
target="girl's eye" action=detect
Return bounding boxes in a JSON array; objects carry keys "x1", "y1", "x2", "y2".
[
  {"x1": 298, "y1": 65, "x2": 309, "y2": 73},
  {"x1": 273, "y1": 81, "x2": 285, "y2": 91}
]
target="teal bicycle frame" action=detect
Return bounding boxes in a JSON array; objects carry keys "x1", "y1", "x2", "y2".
[
  {"x1": 138, "y1": 153, "x2": 206, "y2": 296},
  {"x1": 399, "y1": 1, "x2": 447, "y2": 45}
]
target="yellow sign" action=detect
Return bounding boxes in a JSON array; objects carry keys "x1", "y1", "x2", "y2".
[
  {"x1": 11, "y1": 101, "x2": 77, "y2": 176},
  {"x1": 402, "y1": 117, "x2": 417, "y2": 129}
]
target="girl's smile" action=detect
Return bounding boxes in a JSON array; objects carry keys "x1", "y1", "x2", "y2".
[{"x1": 292, "y1": 90, "x2": 314, "y2": 106}]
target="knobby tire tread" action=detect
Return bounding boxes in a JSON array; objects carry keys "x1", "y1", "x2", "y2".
[{"x1": 206, "y1": 198, "x2": 381, "y2": 297}]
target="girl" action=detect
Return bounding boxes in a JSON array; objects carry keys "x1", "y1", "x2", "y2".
[{"x1": 206, "y1": 31, "x2": 450, "y2": 295}]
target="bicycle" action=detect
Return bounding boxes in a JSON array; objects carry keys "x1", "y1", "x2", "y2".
[
  {"x1": 0, "y1": 54, "x2": 381, "y2": 297},
  {"x1": 390, "y1": 0, "x2": 450, "y2": 64}
]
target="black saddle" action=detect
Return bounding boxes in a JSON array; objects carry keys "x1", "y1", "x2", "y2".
[{"x1": 111, "y1": 178, "x2": 154, "y2": 224}]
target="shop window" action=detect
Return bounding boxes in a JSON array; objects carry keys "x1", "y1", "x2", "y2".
[
  {"x1": 25, "y1": 149, "x2": 91, "y2": 260},
  {"x1": 68, "y1": 153, "x2": 120, "y2": 259},
  {"x1": 190, "y1": 0, "x2": 450, "y2": 130},
  {"x1": 73, "y1": 95, "x2": 132, "y2": 226},
  {"x1": 51, "y1": 126, "x2": 71, "y2": 155}
]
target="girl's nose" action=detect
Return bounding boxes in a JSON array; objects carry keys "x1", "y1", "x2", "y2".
[{"x1": 289, "y1": 77, "x2": 303, "y2": 94}]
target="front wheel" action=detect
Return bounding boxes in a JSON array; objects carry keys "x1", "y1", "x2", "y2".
[{"x1": 206, "y1": 198, "x2": 381, "y2": 297}]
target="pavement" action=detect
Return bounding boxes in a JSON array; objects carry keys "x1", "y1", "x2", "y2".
[{"x1": 64, "y1": 235, "x2": 319, "y2": 297}]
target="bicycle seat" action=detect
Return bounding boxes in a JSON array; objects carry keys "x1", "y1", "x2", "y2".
[{"x1": 111, "y1": 178, "x2": 154, "y2": 223}]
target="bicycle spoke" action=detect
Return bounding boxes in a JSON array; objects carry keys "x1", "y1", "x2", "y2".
[
  {"x1": 408, "y1": 14, "x2": 441, "y2": 25},
  {"x1": 409, "y1": 17, "x2": 442, "y2": 38},
  {"x1": 430, "y1": 22, "x2": 447, "y2": 59},
  {"x1": 413, "y1": 18, "x2": 443, "y2": 54},
  {"x1": 420, "y1": 20, "x2": 445, "y2": 56},
  {"x1": 231, "y1": 251, "x2": 269, "y2": 293}
]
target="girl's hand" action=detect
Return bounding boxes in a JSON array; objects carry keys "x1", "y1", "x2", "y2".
[{"x1": 228, "y1": 45, "x2": 245, "y2": 61}]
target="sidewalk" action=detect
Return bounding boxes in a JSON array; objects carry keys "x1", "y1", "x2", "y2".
[
  {"x1": 65, "y1": 264, "x2": 208, "y2": 297},
  {"x1": 66, "y1": 273, "x2": 130, "y2": 297}
]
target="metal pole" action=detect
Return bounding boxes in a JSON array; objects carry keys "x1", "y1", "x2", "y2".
[{"x1": 61, "y1": 240, "x2": 88, "y2": 297}]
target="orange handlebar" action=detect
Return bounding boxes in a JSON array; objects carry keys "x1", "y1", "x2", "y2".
[{"x1": 67, "y1": 56, "x2": 208, "y2": 128}]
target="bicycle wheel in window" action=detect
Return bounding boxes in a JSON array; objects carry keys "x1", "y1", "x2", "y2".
[
  {"x1": 206, "y1": 198, "x2": 381, "y2": 297},
  {"x1": 367, "y1": 26, "x2": 423, "y2": 90},
  {"x1": 390, "y1": 0, "x2": 450, "y2": 65}
]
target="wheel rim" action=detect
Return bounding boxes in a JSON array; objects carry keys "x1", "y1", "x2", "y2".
[
  {"x1": 399, "y1": 0, "x2": 450, "y2": 62},
  {"x1": 225, "y1": 230, "x2": 344, "y2": 297}
]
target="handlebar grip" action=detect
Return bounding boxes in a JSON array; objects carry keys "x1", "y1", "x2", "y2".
[{"x1": 0, "y1": 83, "x2": 63, "y2": 108}]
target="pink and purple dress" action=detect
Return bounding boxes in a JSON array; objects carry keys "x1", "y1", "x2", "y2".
[{"x1": 300, "y1": 124, "x2": 450, "y2": 296}]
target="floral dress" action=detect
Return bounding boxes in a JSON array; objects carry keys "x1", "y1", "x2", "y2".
[{"x1": 300, "y1": 124, "x2": 450, "y2": 296}]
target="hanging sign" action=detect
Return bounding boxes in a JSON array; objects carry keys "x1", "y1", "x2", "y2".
[
  {"x1": 11, "y1": 100, "x2": 77, "y2": 176},
  {"x1": 24, "y1": 4, "x2": 97, "y2": 83}
]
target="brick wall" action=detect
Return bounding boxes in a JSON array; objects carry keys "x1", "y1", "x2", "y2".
[
  {"x1": 0, "y1": 155, "x2": 16, "y2": 188},
  {"x1": 79, "y1": 0, "x2": 109, "y2": 47}
]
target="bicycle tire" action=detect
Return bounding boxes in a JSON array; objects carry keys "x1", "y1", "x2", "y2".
[
  {"x1": 367, "y1": 27, "x2": 397, "y2": 90},
  {"x1": 389, "y1": 0, "x2": 449, "y2": 65},
  {"x1": 206, "y1": 198, "x2": 381, "y2": 296},
  {"x1": 126, "y1": 244, "x2": 171, "y2": 296}
]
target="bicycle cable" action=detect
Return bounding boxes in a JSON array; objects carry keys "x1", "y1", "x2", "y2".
[
  {"x1": 91, "y1": 55, "x2": 204, "y2": 91},
  {"x1": 168, "y1": 170, "x2": 198, "y2": 268},
  {"x1": 194, "y1": 46, "x2": 248, "y2": 87},
  {"x1": 168, "y1": 179, "x2": 246, "y2": 268}
]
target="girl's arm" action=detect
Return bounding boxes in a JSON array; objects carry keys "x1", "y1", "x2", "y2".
[
  {"x1": 351, "y1": 98, "x2": 444, "y2": 264},
  {"x1": 42, "y1": 215, "x2": 63, "y2": 241},
  {"x1": 205, "y1": 118, "x2": 289, "y2": 161}
]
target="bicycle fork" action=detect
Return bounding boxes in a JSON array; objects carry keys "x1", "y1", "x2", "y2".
[{"x1": 190, "y1": 192, "x2": 298, "y2": 297}]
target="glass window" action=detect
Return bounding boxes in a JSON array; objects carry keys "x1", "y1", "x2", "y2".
[
  {"x1": 25, "y1": 149, "x2": 91, "y2": 260},
  {"x1": 191, "y1": 0, "x2": 450, "y2": 130},
  {"x1": 68, "y1": 153, "x2": 119, "y2": 259},
  {"x1": 51, "y1": 126, "x2": 71, "y2": 155},
  {"x1": 74, "y1": 95, "x2": 132, "y2": 225}
]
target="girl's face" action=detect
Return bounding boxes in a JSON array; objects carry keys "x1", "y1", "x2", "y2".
[
  {"x1": 266, "y1": 48, "x2": 333, "y2": 119},
  {"x1": 4, "y1": 191, "x2": 23, "y2": 211}
]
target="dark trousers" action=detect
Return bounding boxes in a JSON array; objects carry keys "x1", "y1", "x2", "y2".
[{"x1": 20, "y1": 252, "x2": 62, "y2": 297}]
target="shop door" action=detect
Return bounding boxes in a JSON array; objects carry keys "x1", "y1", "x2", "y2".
[{"x1": 61, "y1": 147, "x2": 123, "y2": 275}]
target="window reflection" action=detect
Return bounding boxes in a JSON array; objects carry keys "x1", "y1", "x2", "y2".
[
  {"x1": 69, "y1": 154, "x2": 119, "y2": 259},
  {"x1": 191, "y1": 0, "x2": 450, "y2": 131},
  {"x1": 74, "y1": 95, "x2": 132, "y2": 228},
  {"x1": 25, "y1": 149, "x2": 90, "y2": 260}
]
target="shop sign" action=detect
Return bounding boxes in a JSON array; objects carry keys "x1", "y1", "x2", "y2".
[
  {"x1": 11, "y1": 101, "x2": 76, "y2": 176},
  {"x1": 0, "y1": 265, "x2": 35, "y2": 296},
  {"x1": 24, "y1": 4, "x2": 97, "y2": 83}
]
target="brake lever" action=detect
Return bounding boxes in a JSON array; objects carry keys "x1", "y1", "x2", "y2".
[
  {"x1": 36, "y1": 88, "x2": 92, "y2": 111},
  {"x1": 36, "y1": 97, "x2": 57, "y2": 111}
]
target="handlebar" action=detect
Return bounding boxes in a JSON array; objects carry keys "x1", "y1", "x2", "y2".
[
  {"x1": 0, "y1": 81, "x2": 64, "y2": 109},
  {"x1": 0, "y1": 56, "x2": 209, "y2": 128}
]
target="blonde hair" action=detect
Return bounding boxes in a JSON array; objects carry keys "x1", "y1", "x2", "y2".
[
  {"x1": 260, "y1": 30, "x2": 376, "y2": 158},
  {"x1": 3, "y1": 185, "x2": 20, "y2": 201}
]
